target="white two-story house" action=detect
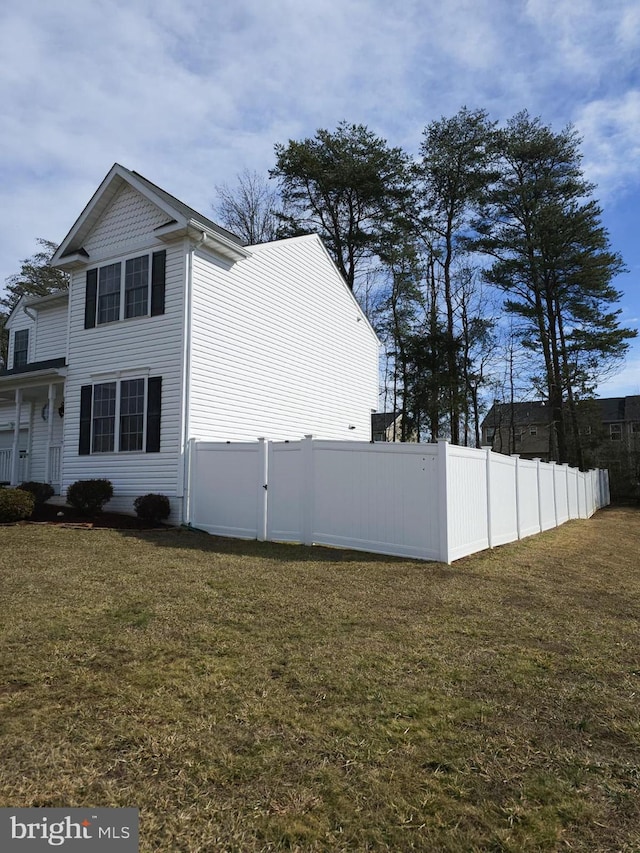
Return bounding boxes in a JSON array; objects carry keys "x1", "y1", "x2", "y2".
[{"x1": 0, "y1": 164, "x2": 379, "y2": 522}]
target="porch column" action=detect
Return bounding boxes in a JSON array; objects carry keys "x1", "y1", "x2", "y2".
[
  {"x1": 10, "y1": 388, "x2": 22, "y2": 485},
  {"x1": 45, "y1": 383, "x2": 56, "y2": 483}
]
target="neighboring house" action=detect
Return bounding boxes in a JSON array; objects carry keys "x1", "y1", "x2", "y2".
[
  {"x1": 0, "y1": 164, "x2": 379, "y2": 522},
  {"x1": 481, "y1": 397, "x2": 640, "y2": 463},
  {"x1": 481, "y1": 401, "x2": 553, "y2": 460},
  {"x1": 371, "y1": 411, "x2": 403, "y2": 442}
]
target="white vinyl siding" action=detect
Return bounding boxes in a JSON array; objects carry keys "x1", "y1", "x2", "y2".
[
  {"x1": 84, "y1": 184, "x2": 171, "y2": 263},
  {"x1": 27, "y1": 393, "x2": 64, "y2": 483},
  {"x1": 188, "y1": 235, "x2": 379, "y2": 443},
  {"x1": 33, "y1": 300, "x2": 68, "y2": 362},
  {"x1": 62, "y1": 240, "x2": 185, "y2": 502}
]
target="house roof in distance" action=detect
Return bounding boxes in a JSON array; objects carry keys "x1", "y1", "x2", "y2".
[
  {"x1": 371, "y1": 411, "x2": 401, "y2": 432},
  {"x1": 482, "y1": 401, "x2": 550, "y2": 428},
  {"x1": 482, "y1": 396, "x2": 640, "y2": 427}
]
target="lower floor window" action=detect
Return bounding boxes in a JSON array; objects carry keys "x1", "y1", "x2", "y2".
[
  {"x1": 80, "y1": 376, "x2": 161, "y2": 455},
  {"x1": 119, "y1": 379, "x2": 145, "y2": 451},
  {"x1": 92, "y1": 382, "x2": 117, "y2": 452}
]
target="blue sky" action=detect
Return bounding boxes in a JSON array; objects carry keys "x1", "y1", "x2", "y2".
[{"x1": 1, "y1": 0, "x2": 639, "y2": 395}]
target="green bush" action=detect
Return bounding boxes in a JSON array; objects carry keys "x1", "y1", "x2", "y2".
[
  {"x1": 0, "y1": 488, "x2": 35, "y2": 523},
  {"x1": 134, "y1": 493, "x2": 171, "y2": 525},
  {"x1": 66, "y1": 479, "x2": 113, "y2": 516},
  {"x1": 18, "y1": 481, "x2": 55, "y2": 506}
]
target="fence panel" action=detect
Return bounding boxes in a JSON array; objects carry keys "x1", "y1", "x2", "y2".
[
  {"x1": 189, "y1": 441, "x2": 266, "y2": 539},
  {"x1": 538, "y1": 463, "x2": 557, "y2": 531},
  {"x1": 488, "y1": 452, "x2": 518, "y2": 547},
  {"x1": 577, "y1": 473, "x2": 588, "y2": 518},
  {"x1": 567, "y1": 468, "x2": 579, "y2": 519},
  {"x1": 554, "y1": 464, "x2": 570, "y2": 525},
  {"x1": 446, "y1": 445, "x2": 490, "y2": 561},
  {"x1": 310, "y1": 441, "x2": 442, "y2": 561},
  {"x1": 516, "y1": 458, "x2": 541, "y2": 539}
]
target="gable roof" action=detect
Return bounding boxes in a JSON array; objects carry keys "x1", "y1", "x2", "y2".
[
  {"x1": 482, "y1": 401, "x2": 551, "y2": 428},
  {"x1": 51, "y1": 164, "x2": 249, "y2": 269}
]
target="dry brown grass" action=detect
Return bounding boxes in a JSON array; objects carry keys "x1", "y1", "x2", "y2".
[{"x1": 1, "y1": 506, "x2": 639, "y2": 851}]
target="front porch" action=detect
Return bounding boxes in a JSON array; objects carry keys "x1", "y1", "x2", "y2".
[
  {"x1": 0, "y1": 444, "x2": 62, "y2": 491},
  {"x1": 0, "y1": 359, "x2": 66, "y2": 491}
]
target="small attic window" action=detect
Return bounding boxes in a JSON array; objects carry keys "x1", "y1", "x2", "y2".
[{"x1": 13, "y1": 329, "x2": 29, "y2": 367}]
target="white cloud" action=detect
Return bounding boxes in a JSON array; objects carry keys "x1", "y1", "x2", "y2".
[
  {"x1": 574, "y1": 91, "x2": 640, "y2": 198},
  {"x1": 596, "y1": 356, "x2": 640, "y2": 398},
  {"x1": 1, "y1": 0, "x2": 640, "y2": 400}
]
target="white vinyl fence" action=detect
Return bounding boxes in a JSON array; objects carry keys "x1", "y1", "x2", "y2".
[{"x1": 186, "y1": 437, "x2": 610, "y2": 564}]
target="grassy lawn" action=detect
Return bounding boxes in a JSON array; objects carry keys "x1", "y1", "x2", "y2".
[{"x1": 0, "y1": 507, "x2": 639, "y2": 852}]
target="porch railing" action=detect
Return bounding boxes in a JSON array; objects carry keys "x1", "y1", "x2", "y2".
[
  {"x1": 49, "y1": 444, "x2": 62, "y2": 486},
  {"x1": 0, "y1": 450, "x2": 28, "y2": 485},
  {"x1": 0, "y1": 449, "x2": 10, "y2": 483}
]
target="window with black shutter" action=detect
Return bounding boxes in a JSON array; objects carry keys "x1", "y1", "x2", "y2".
[
  {"x1": 84, "y1": 250, "x2": 166, "y2": 327},
  {"x1": 79, "y1": 376, "x2": 162, "y2": 454}
]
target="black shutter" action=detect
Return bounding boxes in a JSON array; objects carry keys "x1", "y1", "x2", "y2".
[
  {"x1": 85, "y1": 269, "x2": 97, "y2": 329},
  {"x1": 151, "y1": 250, "x2": 166, "y2": 316},
  {"x1": 79, "y1": 385, "x2": 93, "y2": 455},
  {"x1": 146, "y1": 377, "x2": 162, "y2": 452}
]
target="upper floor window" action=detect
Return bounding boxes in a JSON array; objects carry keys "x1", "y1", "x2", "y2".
[
  {"x1": 610, "y1": 423, "x2": 622, "y2": 441},
  {"x1": 84, "y1": 250, "x2": 165, "y2": 329},
  {"x1": 529, "y1": 426, "x2": 538, "y2": 436},
  {"x1": 13, "y1": 329, "x2": 29, "y2": 367}
]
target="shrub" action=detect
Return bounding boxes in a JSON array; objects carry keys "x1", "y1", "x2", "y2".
[
  {"x1": 0, "y1": 488, "x2": 35, "y2": 523},
  {"x1": 18, "y1": 481, "x2": 55, "y2": 506},
  {"x1": 134, "y1": 493, "x2": 171, "y2": 525},
  {"x1": 66, "y1": 479, "x2": 113, "y2": 516}
]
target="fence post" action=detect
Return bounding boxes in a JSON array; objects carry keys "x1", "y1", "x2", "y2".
[
  {"x1": 184, "y1": 437, "x2": 198, "y2": 527},
  {"x1": 486, "y1": 448, "x2": 493, "y2": 549},
  {"x1": 302, "y1": 435, "x2": 314, "y2": 546},
  {"x1": 534, "y1": 458, "x2": 543, "y2": 533},
  {"x1": 512, "y1": 455, "x2": 523, "y2": 540},
  {"x1": 564, "y1": 463, "x2": 570, "y2": 521},
  {"x1": 437, "y1": 439, "x2": 450, "y2": 564},
  {"x1": 257, "y1": 437, "x2": 268, "y2": 542},
  {"x1": 548, "y1": 461, "x2": 559, "y2": 526}
]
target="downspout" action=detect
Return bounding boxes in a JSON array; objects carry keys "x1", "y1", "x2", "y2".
[
  {"x1": 181, "y1": 233, "x2": 207, "y2": 525},
  {"x1": 19, "y1": 304, "x2": 37, "y2": 366}
]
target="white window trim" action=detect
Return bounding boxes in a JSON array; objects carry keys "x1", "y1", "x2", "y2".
[
  {"x1": 91, "y1": 376, "x2": 149, "y2": 454},
  {"x1": 95, "y1": 251, "x2": 153, "y2": 326},
  {"x1": 13, "y1": 329, "x2": 29, "y2": 367},
  {"x1": 609, "y1": 423, "x2": 622, "y2": 441}
]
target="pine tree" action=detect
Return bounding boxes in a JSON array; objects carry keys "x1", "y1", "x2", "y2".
[
  {"x1": 475, "y1": 112, "x2": 634, "y2": 463},
  {"x1": 1, "y1": 239, "x2": 69, "y2": 367},
  {"x1": 271, "y1": 122, "x2": 412, "y2": 293}
]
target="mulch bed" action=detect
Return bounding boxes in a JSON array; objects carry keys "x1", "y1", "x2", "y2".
[{"x1": 29, "y1": 502, "x2": 170, "y2": 530}]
